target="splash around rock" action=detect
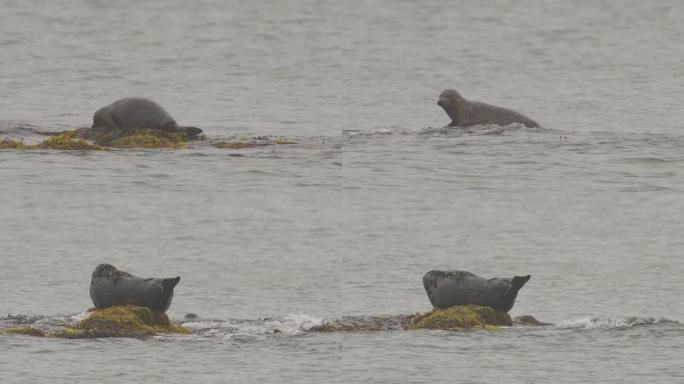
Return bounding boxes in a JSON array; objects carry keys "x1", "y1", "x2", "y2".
[
  {"x1": 2, "y1": 305, "x2": 189, "y2": 339},
  {"x1": 308, "y1": 305, "x2": 515, "y2": 333}
]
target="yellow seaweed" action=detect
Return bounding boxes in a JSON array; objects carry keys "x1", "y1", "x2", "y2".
[
  {"x1": 4, "y1": 326, "x2": 47, "y2": 337},
  {"x1": 272, "y1": 139, "x2": 297, "y2": 145},
  {"x1": 409, "y1": 305, "x2": 512, "y2": 330},
  {"x1": 35, "y1": 130, "x2": 105, "y2": 150},
  {"x1": 0, "y1": 138, "x2": 26, "y2": 149}
]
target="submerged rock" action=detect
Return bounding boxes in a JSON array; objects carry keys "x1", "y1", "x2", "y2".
[
  {"x1": 513, "y1": 315, "x2": 552, "y2": 326},
  {"x1": 308, "y1": 314, "x2": 415, "y2": 332},
  {"x1": 211, "y1": 136, "x2": 296, "y2": 149},
  {"x1": 0, "y1": 130, "x2": 104, "y2": 150},
  {"x1": 53, "y1": 305, "x2": 188, "y2": 339},
  {"x1": 409, "y1": 305, "x2": 512, "y2": 330},
  {"x1": 4, "y1": 326, "x2": 47, "y2": 337},
  {"x1": 0, "y1": 138, "x2": 26, "y2": 149},
  {"x1": 308, "y1": 306, "x2": 515, "y2": 333}
]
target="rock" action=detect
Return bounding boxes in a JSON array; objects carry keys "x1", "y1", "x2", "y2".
[
  {"x1": 409, "y1": 305, "x2": 512, "y2": 330},
  {"x1": 0, "y1": 131, "x2": 104, "y2": 150},
  {"x1": 53, "y1": 305, "x2": 189, "y2": 339},
  {"x1": 79, "y1": 126, "x2": 194, "y2": 148},
  {"x1": 0, "y1": 138, "x2": 25, "y2": 149},
  {"x1": 4, "y1": 326, "x2": 47, "y2": 337},
  {"x1": 513, "y1": 315, "x2": 552, "y2": 326},
  {"x1": 308, "y1": 314, "x2": 415, "y2": 332}
]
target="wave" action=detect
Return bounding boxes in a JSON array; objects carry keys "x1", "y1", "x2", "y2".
[
  {"x1": 2, "y1": 313, "x2": 679, "y2": 339},
  {"x1": 553, "y1": 315, "x2": 679, "y2": 330},
  {"x1": 342, "y1": 123, "x2": 549, "y2": 139}
]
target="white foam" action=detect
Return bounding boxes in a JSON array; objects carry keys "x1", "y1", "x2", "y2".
[
  {"x1": 554, "y1": 315, "x2": 677, "y2": 330},
  {"x1": 180, "y1": 313, "x2": 324, "y2": 338}
]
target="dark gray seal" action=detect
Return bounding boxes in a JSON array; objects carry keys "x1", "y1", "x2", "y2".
[
  {"x1": 90, "y1": 264, "x2": 180, "y2": 312},
  {"x1": 438, "y1": 89, "x2": 540, "y2": 128},
  {"x1": 92, "y1": 97, "x2": 203, "y2": 138},
  {"x1": 422, "y1": 270, "x2": 530, "y2": 312}
]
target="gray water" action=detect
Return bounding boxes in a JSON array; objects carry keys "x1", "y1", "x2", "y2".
[{"x1": 1, "y1": 0, "x2": 684, "y2": 383}]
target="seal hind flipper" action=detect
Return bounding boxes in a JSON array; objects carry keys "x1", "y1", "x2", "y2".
[
  {"x1": 162, "y1": 276, "x2": 181, "y2": 292},
  {"x1": 511, "y1": 275, "x2": 531, "y2": 292}
]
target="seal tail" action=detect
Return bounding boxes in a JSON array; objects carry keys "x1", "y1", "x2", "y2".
[
  {"x1": 511, "y1": 275, "x2": 531, "y2": 292},
  {"x1": 162, "y1": 276, "x2": 181, "y2": 292}
]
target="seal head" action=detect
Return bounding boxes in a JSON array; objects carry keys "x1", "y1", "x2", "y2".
[{"x1": 90, "y1": 263, "x2": 180, "y2": 312}]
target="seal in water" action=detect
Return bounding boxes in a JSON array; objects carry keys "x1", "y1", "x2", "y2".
[
  {"x1": 422, "y1": 270, "x2": 530, "y2": 312},
  {"x1": 90, "y1": 264, "x2": 180, "y2": 312},
  {"x1": 92, "y1": 97, "x2": 203, "y2": 138},
  {"x1": 437, "y1": 89, "x2": 540, "y2": 128}
]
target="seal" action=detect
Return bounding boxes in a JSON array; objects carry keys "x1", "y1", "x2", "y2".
[
  {"x1": 437, "y1": 89, "x2": 540, "y2": 128},
  {"x1": 422, "y1": 270, "x2": 530, "y2": 312},
  {"x1": 92, "y1": 97, "x2": 203, "y2": 138},
  {"x1": 89, "y1": 264, "x2": 180, "y2": 312}
]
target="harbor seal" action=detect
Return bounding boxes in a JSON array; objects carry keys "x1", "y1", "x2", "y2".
[
  {"x1": 437, "y1": 89, "x2": 540, "y2": 128},
  {"x1": 89, "y1": 264, "x2": 180, "y2": 312},
  {"x1": 92, "y1": 97, "x2": 203, "y2": 138},
  {"x1": 422, "y1": 270, "x2": 530, "y2": 312}
]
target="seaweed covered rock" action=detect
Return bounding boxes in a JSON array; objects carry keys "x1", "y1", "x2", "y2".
[
  {"x1": 0, "y1": 138, "x2": 26, "y2": 149},
  {"x1": 1, "y1": 131, "x2": 104, "y2": 150},
  {"x1": 80, "y1": 126, "x2": 194, "y2": 148},
  {"x1": 54, "y1": 305, "x2": 188, "y2": 339},
  {"x1": 409, "y1": 305, "x2": 512, "y2": 330},
  {"x1": 4, "y1": 326, "x2": 47, "y2": 337},
  {"x1": 513, "y1": 315, "x2": 551, "y2": 326},
  {"x1": 1, "y1": 126, "x2": 197, "y2": 150},
  {"x1": 35, "y1": 130, "x2": 104, "y2": 150},
  {"x1": 212, "y1": 135, "x2": 297, "y2": 149}
]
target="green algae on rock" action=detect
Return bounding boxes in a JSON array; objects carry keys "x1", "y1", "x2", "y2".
[
  {"x1": 79, "y1": 126, "x2": 195, "y2": 148},
  {"x1": 1, "y1": 131, "x2": 104, "y2": 150},
  {"x1": 409, "y1": 305, "x2": 512, "y2": 330},
  {"x1": 54, "y1": 305, "x2": 189, "y2": 339},
  {"x1": 4, "y1": 326, "x2": 47, "y2": 337},
  {"x1": 0, "y1": 138, "x2": 26, "y2": 149}
]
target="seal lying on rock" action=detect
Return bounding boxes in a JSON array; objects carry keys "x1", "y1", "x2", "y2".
[
  {"x1": 438, "y1": 89, "x2": 540, "y2": 128},
  {"x1": 423, "y1": 270, "x2": 530, "y2": 312},
  {"x1": 90, "y1": 264, "x2": 180, "y2": 312},
  {"x1": 92, "y1": 97, "x2": 203, "y2": 138}
]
